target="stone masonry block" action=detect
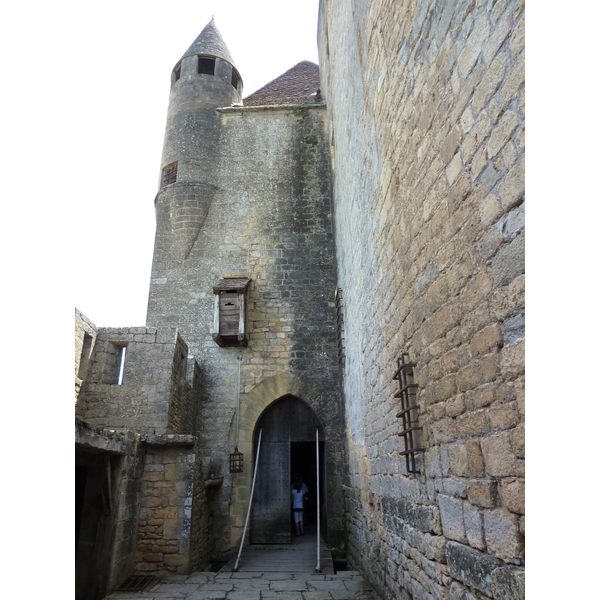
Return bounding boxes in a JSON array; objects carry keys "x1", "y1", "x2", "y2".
[
  {"x1": 470, "y1": 324, "x2": 503, "y2": 356},
  {"x1": 472, "y1": 52, "x2": 509, "y2": 116},
  {"x1": 449, "y1": 443, "x2": 470, "y2": 478},
  {"x1": 500, "y1": 338, "x2": 524, "y2": 379},
  {"x1": 464, "y1": 503, "x2": 486, "y2": 550},
  {"x1": 510, "y1": 14, "x2": 525, "y2": 58},
  {"x1": 500, "y1": 52, "x2": 525, "y2": 109},
  {"x1": 483, "y1": 11, "x2": 511, "y2": 65},
  {"x1": 487, "y1": 111, "x2": 519, "y2": 159},
  {"x1": 481, "y1": 432, "x2": 516, "y2": 477},
  {"x1": 446, "y1": 541, "x2": 524, "y2": 599},
  {"x1": 457, "y1": 410, "x2": 488, "y2": 438},
  {"x1": 488, "y1": 402, "x2": 520, "y2": 431},
  {"x1": 511, "y1": 426, "x2": 525, "y2": 459},
  {"x1": 457, "y1": 15, "x2": 491, "y2": 79},
  {"x1": 463, "y1": 111, "x2": 492, "y2": 164},
  {"x1": 439, "y1": 495, "x2": 467, "y2": 543},
  {"x1": 466, "y1": 439, "x2": 485, "y2": 477},
  {"x1": 501, "y1": 478, "x2": 525, "y2": 515},
  {"x1": 467, "y1": 480, "x2": 498, "y2": 508},
  {"x1": 498, "y1": 157, "x2": 524, "y2": 213},
  {"x1": 492, "y1": 233, "x2": 524, "y2": 288},
  {"x1": 483, "y1": 508, "x2": 523, "y2": 563},
  {"x1": 445, "y1": 394, "x2": 466, "y2": 418},
  {"x1": 446, "y1": 153, "x2": 464, "y2": 187}
]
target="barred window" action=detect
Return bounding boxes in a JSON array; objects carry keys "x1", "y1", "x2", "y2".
[{"x1": 162, "y1": 162, "x2": 178, "y2": 186}]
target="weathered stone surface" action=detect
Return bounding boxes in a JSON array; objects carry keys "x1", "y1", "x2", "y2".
[
  {"x1": 439, "y1": 495, "x2": 467, "y2": 543},
  {"x1": 501, "y1": 479, "x2": 525, "y2": 515},
  {"x1": 481, "y1": 432, "x2": 516, "y2": 477},
  {"x1": 467, "y1": 480, "x2": 498, "y2": 508},
  {"x1": 483, "y1": 508, "x2": 523, "y2": 562}
]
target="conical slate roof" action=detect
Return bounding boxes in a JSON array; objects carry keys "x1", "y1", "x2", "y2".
[
  {"x1": 243, "y1": 61, "x2": 321, "y2": 106},
  {"x1": 181, "y1": 17, "x2": 237, "y2": 68}
]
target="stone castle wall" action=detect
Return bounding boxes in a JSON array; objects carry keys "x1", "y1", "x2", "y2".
[
  {"x1": 75, "y1": 308, "x2": 98, "y2": 402},
  {"x1": 76, "y1": 326, "x2": 201, "y2": 435},
  {"x1": 134, "y1": 436, "x2": 205, "y2": 575},
  {"x1": 146, "y1": 102, "x2": 346, "y2": 556},
  {"x1": 318, "y1": 1, "x2": 524, "y2": 599}
]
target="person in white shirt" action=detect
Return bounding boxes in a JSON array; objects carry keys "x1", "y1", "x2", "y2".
[{"x1": 291, "y1": 473, "x2": 308, "y2": 536}]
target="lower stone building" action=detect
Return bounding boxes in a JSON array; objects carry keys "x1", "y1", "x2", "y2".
[{"x1": 75, "y1": 2, "x2": 525, "y2": 599}]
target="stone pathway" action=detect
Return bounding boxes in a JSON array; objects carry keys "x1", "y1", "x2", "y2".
[{"x1": 105, "y1": 569, "x2": 381, "y2": 599}]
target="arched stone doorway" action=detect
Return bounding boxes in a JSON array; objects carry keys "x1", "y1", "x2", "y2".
[
  {"x1": 251, "y1": 395, "x2": 325, "y2": 544},
  {"x1": 227, "y1": 373, "x2": 343, "y2": 552}
]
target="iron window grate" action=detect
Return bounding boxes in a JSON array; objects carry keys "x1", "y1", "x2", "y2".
[
  {"x1": 162, "y1": 162, "x2": 178, "y2": 186},
  {"x1": 335, "y1": 288, "x2": 345, "y2": 367},
  {"x1": 394, "y1": 352, "x2": 424, "y2": 474},
  {"x1": 117, "y1": 575, "x2": 157, "y2": 592}
]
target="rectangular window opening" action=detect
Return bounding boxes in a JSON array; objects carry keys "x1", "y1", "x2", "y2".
[
  {"x1": 117, "y1": 346, "x2": 127, "y2": 385},
  {"x1": 77, "y1": 332, "x2": 93, "y2": 380},
  {"x1": 162, "y1": 161, "x2": 178, "y2": 186},
  {"x1": 174, "y1": 63, "x2": 181, "y2": 82},
  {"x1": 198, "y1": 57, "x2": 216, "y2": 75},
  {"x1": 231, "y1": 69, "x2": 240, "y2": 90}
]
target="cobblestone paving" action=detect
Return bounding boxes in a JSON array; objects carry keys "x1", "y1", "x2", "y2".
[{"x1": 105, "y1": 570, "x2": 381, "y2": 599}]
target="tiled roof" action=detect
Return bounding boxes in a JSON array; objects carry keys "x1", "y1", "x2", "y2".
[
  {"x1": 181, "y1": 18, "x2": 237, "y2": 68},
  {"x1": 243, "y1": 61, "x2": 321, "y2": 106}
]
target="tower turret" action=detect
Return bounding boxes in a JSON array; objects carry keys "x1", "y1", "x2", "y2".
[{"x1": 154, "y1": 18, "x2": 242, "y2": 261}]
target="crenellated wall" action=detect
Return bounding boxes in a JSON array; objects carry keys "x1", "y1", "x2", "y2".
[
  {"x1": 318, "y1": 0, "x2": 525, "y2": 598},
  {"x1": 76, "y1": 326, "x2": 201, "y2": 435}
]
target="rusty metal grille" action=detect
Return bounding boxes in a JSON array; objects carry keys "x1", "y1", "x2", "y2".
[
  {"x1": 335, "y1": 288, "x2": 345, "y2": 367},
  {"x1": 162, "y1": 162, "x2": 178, "y2": 186},
  {"x1": 394, "y1": 352, "x2": 424, "y2": 474},
  {"x1": 117, "y1": 575, "x2": 157, "y2": 592}
]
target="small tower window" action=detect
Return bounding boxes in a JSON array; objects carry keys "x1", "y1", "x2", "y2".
[
  {"x1": 174, "y1": 63, "x2": 181, "y2": 82},
  {"x1": 162, "y1": 162, "x2": 178, "y2": 186},
  {"x1": 198, "y1": 57, "x2": 216, "y2": 75},
  {"x1": 231, "y1": 69, "x2": 240, "y2": 90}
]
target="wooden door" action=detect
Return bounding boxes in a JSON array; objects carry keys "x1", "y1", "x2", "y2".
[{"x1": 251, "y1": 396, "x2": 322, "y2": 544}]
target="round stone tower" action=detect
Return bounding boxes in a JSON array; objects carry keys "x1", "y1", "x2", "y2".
[{"x1": 154, "y1": 18, "x2": 243, "y2": 260}]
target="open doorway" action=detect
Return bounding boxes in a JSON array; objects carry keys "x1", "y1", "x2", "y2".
[
  {"x1": 251, "y1": 395, "x2": 325, "y2": 545},
  {"x1": 290, "y1": 441, "x2": 325, "y2": 539}
]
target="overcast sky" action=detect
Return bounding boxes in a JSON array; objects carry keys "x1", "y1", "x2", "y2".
[{"x1": 39, "y1": 1, "x2": 319, "y2": 326}]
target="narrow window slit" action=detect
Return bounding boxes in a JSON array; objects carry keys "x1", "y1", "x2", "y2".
[{"x1": 118, "y1": 346, "x2": 127, "y2": 385}]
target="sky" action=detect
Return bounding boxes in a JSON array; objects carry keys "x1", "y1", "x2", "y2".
[{"x1": 40, "y1": 0, "x2": 320, "y2": 327}]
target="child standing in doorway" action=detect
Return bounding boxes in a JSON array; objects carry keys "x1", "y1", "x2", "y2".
[{"x1": 291, "y1": 473, "x2": 308, "y2": 536}]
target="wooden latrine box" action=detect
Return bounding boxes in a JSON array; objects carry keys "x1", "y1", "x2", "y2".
[{"x1": 210, "y1": 276, "x2": 251, "y2": 347}]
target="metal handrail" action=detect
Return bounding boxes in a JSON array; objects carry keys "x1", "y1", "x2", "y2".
[{"x1": 233, "y1": 427, "x2": 262, "y2": 572}]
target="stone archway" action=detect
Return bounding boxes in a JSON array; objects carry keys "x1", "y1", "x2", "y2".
[{"x1": 227, "y1": 373, "x2": 334, "y2": 549}]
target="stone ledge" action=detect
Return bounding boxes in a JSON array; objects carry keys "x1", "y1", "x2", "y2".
[
  {"x1": 142, "y1": 434, "x2": 197, "y2": 448},
  {"x1": 446, "y1": 541, "x2": 524, "y2": 600},
  {"x1": 217, "y1": 102, "x2": 327, "y2": 113}
]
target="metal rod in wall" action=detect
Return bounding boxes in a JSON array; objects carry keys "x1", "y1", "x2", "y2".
[
  {"x1": 315, "y1": 426, "x2": 321, "y2": 573},
  {"x1": 233, "y1": 427, "x2": 262, "y2": 572},
  {"x1": 235, "y1": 353, "x2": 242, "y2": 447}
]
